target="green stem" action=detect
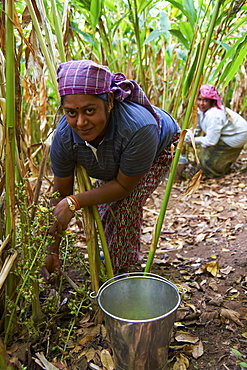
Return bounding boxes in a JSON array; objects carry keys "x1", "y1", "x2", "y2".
[
  {"x1": 5, "y1": 0, "x2": 16, "y2": 339},
  {"x1": 182, "y1": 0, "x2": 222, "y2": 130},
  {"x1": 78, "y1": 166, "x2": 114, "y2": 279},
  {"x1": 145, "y1": 0, "x2": 222, "y2": 273},
  {"x1": 50, "y1": 0, "x2": 66, "y2": 62},
  {"x1": 4, "y1": 239, "x2": 46, "y2": 345},
  {"x1": 61, "y1": 299, "x2": 84, "y2": 360},
  {"x1": 25, "y1": 0, "x2": 58, "y2": 97}
]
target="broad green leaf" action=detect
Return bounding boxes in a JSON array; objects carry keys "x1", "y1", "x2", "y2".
[
  {"x1": 70, "y1": 23, "x2": 96, "y2": 46},
  {"x1": 183, "y1": 0, "x2": 197, "y2": 26},
  {"x1": 180, "y1": 21, "x2": 193, "y2": 43},
  {"x1": 238, "y1": 362, "x2": 247, "y2": 368},
  {"x1": 175, "y1": 48, "x2": 187, "y2": 61},
  {"x1": 222, "y1": 43, "x2": 247, "y2": 88},
  {"x1": 166, "y1": 0, "x2": 195, "y2": 27},
  {"x1": 214, "y1": 40, "x2": 231, "y2": 51},
  {"x1": 169, "y1": 29, "x2": 189, "y2": 49},
  {"x1": 160, "y1": 12, "x2": 170, "y2": 41},
  {"x1": 210, "y1": 33, "x2": 247, "y2": 81},
  {"x1": 140, "y1": 28, "x2": 146, "y2": 45},
  {"x1": 137, "y1": 0, "x2": 155, "y2": 14},
  {"x1": 231, "y1": 348, "x2": 242, "y2": 357},
  {"x1": 104, "y1": 0, "x2": 117, "y2": 12},
  {"x1": 144, "y1": 29, "x2": 167, "y2": 44},
  {"x1": 111, "y1": 12, "x2": 130, "y2": 36},
  {"x1": 90, "y1": 0, "x2": 102, "y2": 31},
  {"x1": 74, "y1": 0, "x2": 91, "y2": 11}
]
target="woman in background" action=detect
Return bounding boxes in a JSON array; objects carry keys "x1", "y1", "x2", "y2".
[{"x1": 190, "y1": 84, "x2": 247, "y2": 178}]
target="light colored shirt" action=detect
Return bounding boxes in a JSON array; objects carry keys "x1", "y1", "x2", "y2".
[{"x1": 194, "y1": 107, "x2": 247, "y2": 148}]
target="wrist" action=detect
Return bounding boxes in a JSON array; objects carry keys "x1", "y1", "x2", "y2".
[{"x1": 66, "y1": 195, "x2": 81, "y2": 211}]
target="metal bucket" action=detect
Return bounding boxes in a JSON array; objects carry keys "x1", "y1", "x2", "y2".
[{"x1": 90, "y1": 272, "x2": 181, "y2": 370}]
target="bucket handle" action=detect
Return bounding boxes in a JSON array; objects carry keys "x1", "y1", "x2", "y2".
[{"x1": 89, "y1": 272, "x2": 179, "y2": 299}]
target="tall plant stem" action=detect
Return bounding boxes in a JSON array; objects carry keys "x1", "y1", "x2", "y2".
[
  {"x1": 50, "y1": 0, "x2": 66, "y2": 62},
  {"x1": 78, "y1": 167, "x2": 113, "y2": 279},
  {"x1": 4, "y1": 241, "x2": 46, "y2": 345},
  {"x1": 76, "y1": 166, "x2": 114, "y2": 291},
  {"x1": 4, "y1": 0, "x2": 17, "y2": 336},
  {"x1": 145, "y1": 0, "x2": 223, "y2": 273},
  {"x1": 25, "y1": 0, "x2": 58, "y2": 97},
  {"x1": 128, "y1": 0, "x2": 146, "y2": 91}
]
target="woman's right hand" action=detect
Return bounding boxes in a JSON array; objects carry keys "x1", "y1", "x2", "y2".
[
  {"x1": 49, "y1": 198, "x2": 74, "y2": 235},
  {"x1": 42, "y1": 252, "x2": 61, "y2": 283},
  {"x1": 42, "y1": 235, "x2": 62, "y2": 283}
]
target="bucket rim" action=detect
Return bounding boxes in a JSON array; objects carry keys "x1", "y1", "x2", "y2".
[{"x1": 92, "y1": 272, "x2": 181, "y2": 323}]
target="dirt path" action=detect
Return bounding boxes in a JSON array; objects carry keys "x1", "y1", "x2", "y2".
[{"x1": 141, "y1": 151, "x2": 247, "y2": 369}]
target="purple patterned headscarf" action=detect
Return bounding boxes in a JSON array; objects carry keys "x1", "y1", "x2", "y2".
[
  {"x1": 57, "y1": 59, "x2": 160, "y2": 127},
  {"x1": 199, "y1": 84, "x2": 223, "y2": 110}
]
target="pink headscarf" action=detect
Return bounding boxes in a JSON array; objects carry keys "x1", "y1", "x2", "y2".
[
  {"x1": 57, "y1": 59, "x2": 160, "y2": 127},
  {"x1": 199, "y1": 84, "x2": 223, "y2": 110}
]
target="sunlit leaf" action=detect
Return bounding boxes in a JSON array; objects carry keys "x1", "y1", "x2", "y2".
[
  {"x1": 203, "y1": 261, "x2": 220, "y2": 276},
  {"x1": 231, "y1": 348, "x2": 242, "y2": 357},
  {"x1": 100, "y1": 349, "x2": 114, "y2": 370},
  {"x1": 175, "y1": 331, "x2": 199, "y2": 344},
  {"x1": 192, "y1": 340, "x2": 204, "y2": 359},
  {"x1": 173, "y1": 352, "x2": 190, "y2": 370}
]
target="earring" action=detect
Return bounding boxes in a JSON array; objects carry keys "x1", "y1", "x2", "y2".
[{"x1": 108, "y1": 104, "x2": 113, "y2": 113}]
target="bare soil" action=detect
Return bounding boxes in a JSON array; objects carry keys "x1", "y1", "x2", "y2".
[
  {"x1": 142, "y1": 149, "x2": 247, "y2": 370},
  {"x1": 4, "y1": 149, "x2": 247, "y2": 370}
]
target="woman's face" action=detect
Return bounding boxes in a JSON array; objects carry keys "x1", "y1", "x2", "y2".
[
  {"x1": 197, "y1": 93, "x2": 214, "y2": 113},
  {"x1": 62, "y1": 94, "x2": 113, "y2": 142}
]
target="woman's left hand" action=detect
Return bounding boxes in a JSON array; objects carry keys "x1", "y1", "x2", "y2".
[{"x1": 49, "y1": 198, "x2": 74, "y2": 235}]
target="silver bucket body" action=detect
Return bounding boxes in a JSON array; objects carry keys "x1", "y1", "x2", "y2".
[{"x1": 92, "y1": 273, "x2": 181, "y2": 370}]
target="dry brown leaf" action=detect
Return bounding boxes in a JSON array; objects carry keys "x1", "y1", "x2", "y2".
[
  {"x1": 100, "y1": 349, "x2": 114, "y2": 370},
  {"x1": 226, "y1": 288, "x2": 240, "y2": 298},
  {"x1": 84, "y1": 324, "x2": 101, "y2": 337},
  {"x1": 179, "y1": 170, "x2": 202, "y2": 199},
  {"x1": 101, "y1": 325, "x2": 108, "y2": 339},
  {"x1": 192, "y1": 340, "x2": 204, "y2": 359},
  {"x1": 35, "y1": 353, "x2": 59, "y2": 370},
  {"x1": 207, "y1": 295, "x2": 224, "y2": 307},
  {"x1": 78, "y1": 313, "x2": 91, "y2": 326},
  {"x1": 143, "y1": 226, "x2": 153, "y2": 233},
  {"x1": 208, "y1": 278, "x2": 218, "y2": 292},
  {"x1": 220, "y1": 266, "x2": 234, "y2": 274},
  {"x1": 185, "y1": 303, "x2": 198, "y2": 312},
  {"x1": 88, "y1": 363, "x2": 101, "y2": 370},
  {"x1": 52, "y1": 362, "x2": 68, "y2": 369},
  {"x1": 85, "y1": 347, "x2": 96, "y2": 362},
  {"x1": 78, "y1": 335, "x2": 93, "y2": 346},
  {"x1": 173, "y1": 353, "x2": 190, "y2": 370},
  {"x1": 203, "y1": 261, "x2": 220, "y2": 276},
  {"x1": 220, "y1": 308, "x2": 243, "y2": 326},
  {"x1": 183, "y1": 344, "x2": 194, "y2": 356},
  {"x1": 175, "y1": 331, "x2": 199, "y2": 344},
  {"x1": 200, "y1": 310, "x2": 219, "y2": 324},
  {"x1": 241, "y1": 332, "x2": 247, "y2": 339},
  {"x1": 195, "y1": 233, "x2": 207, "y2": 243}
]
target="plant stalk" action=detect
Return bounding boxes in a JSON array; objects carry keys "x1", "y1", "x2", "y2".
[{"x1": 145, "y1": 0, "x2": 223, "y2": 273}]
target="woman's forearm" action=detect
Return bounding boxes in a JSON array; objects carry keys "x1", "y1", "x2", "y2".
[{"x1": 74, "y1": 178, "x2": 135, "y2": 208}]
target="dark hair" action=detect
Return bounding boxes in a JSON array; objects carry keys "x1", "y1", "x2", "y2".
[{"x1": 61, "y1": 93, "x2": 108, "y2": 106}]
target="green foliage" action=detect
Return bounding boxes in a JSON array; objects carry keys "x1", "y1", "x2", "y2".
[
  {"x1": 1, "y1": 0, "x2": 247, "y2": 359},
  {"x1": 231, "y1": 348, "x2": 247, "y2": 367}
]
